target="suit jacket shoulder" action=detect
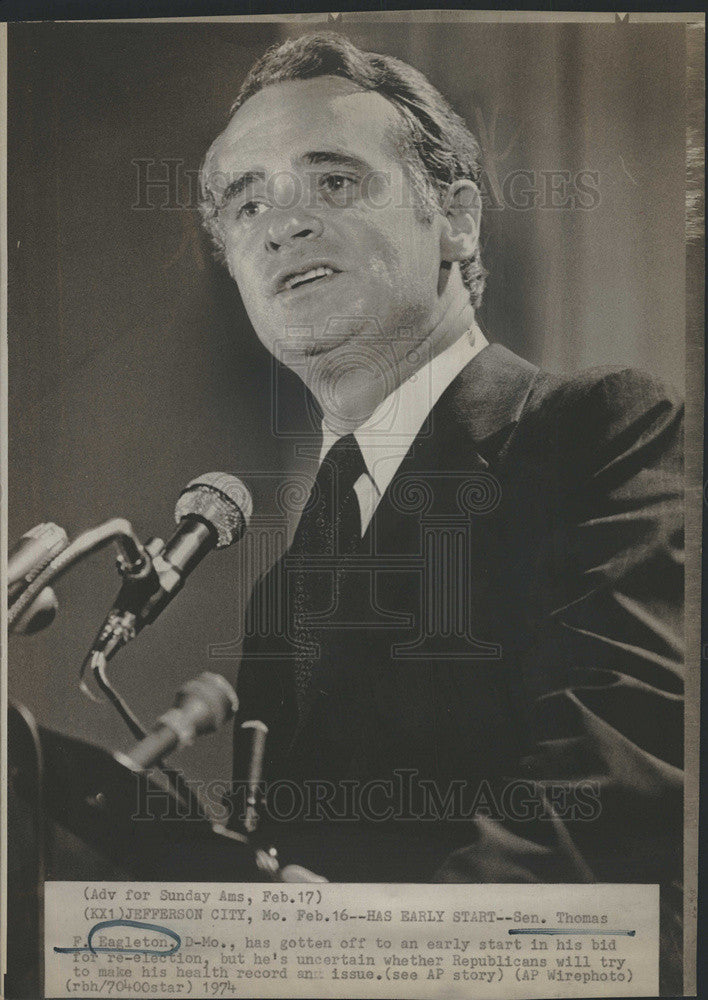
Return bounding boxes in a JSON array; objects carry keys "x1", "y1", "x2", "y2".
[
  {"x1": 438, "y1": 346, "x2": 684, "y2": 508},
  {"x1": 519, "y1": 361, "x2": 684, "y2": 469}
]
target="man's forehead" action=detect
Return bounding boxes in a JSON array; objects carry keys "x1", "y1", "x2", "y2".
[{"x1": 205, "y1": 76, "x2": 402, "y2": 176}]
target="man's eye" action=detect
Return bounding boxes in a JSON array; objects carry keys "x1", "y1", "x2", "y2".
[
  {"x1": 236, "y1": 200, "x2": 268, "y2": 220},
  {"x1": 319, "y1": 174, "x2": 357, "y2": 201}
]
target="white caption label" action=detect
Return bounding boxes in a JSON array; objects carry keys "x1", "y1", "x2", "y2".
[{"x1": 45, "y1": 882, "x2": 659, "y2": 999}]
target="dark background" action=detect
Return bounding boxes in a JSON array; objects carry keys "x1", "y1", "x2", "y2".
[{"x1": 8, "y1": 18, "x2": 688, "y2": 788}]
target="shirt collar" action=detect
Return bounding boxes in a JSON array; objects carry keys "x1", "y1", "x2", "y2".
[{"x1": 319, "y1": 323, "x2": 489, "y2": 497}]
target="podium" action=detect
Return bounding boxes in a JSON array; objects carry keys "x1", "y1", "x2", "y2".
[{"x1": 7, "y1": 702, "x2": 262, "y2": 998}]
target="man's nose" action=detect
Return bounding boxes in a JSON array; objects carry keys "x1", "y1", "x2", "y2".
[{"x1": 266, "y1": 211, "x2": 323, "y2": 251}]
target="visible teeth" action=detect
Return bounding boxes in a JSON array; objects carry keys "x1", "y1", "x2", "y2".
[{"x1": 285, "y1": 266, "x2": 334, "y2": 289}]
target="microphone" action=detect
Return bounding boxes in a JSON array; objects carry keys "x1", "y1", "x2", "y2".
[
  {"x1": 91, "y1": 473, "x2": 253, "y2": 660},
  {"x1": 8, "y1": 523, "x2": 69, "y2": 601},
  {"x1": 12, "y1": 586, "x2": 60, "y2": 634},
  {"x1": 115, "y1": 672, "x2": 238, "y2": 770}
]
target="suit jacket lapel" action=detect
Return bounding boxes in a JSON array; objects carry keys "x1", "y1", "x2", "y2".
[{"x1": 365, "y1": 342, "x2": 540, "y2": 550}]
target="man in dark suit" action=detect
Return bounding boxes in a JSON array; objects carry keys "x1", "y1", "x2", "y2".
[{"x1": 199, "y1": 32, "x2": 683, "y2": 988}]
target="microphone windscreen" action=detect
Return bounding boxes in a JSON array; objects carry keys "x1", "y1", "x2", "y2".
[{"x1": 174, "y1": 473, "x2": 253, "y2": 548}]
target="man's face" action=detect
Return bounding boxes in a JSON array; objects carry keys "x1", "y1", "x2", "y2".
[{"x1": 202, "y1": 76, "x2": 449, "y2": 400}]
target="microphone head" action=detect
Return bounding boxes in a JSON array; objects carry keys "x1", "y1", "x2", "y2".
[
  {"x1": 175, "y1": 671, "x2": 239, "y2": 733},
  {"x1": 174, "y1": 472, "x2": 253, "y2": 548}
]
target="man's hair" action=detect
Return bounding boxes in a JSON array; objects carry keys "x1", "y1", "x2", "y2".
[{"x1": 200, "y1": 31, "x2": 487, "y2": 308}]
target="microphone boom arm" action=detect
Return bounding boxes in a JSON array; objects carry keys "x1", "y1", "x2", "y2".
[{"x1": 8, "y1": 518, "x2": 149, "y2": 631}]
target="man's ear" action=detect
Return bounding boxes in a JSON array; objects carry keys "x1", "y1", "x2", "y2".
[{"x1": 440, "y1": 180, "x2": 482, "y2": 262}]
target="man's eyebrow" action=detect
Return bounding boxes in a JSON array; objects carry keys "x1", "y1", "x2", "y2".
[
  {"x1": 302, "y1": 151, "x2": 370, "y2": 171},
  {"x1": 218, "y1": 169, "x2": 266, "y2": 206}
]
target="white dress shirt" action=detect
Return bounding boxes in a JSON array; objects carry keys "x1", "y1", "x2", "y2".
[{"x1": 319, "y1": 324, "x2": 489, "y2": 535}]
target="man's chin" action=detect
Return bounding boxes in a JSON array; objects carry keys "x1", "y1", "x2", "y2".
[{"x1": 264, "y1": 324, "x2": 359, "y2": 365}]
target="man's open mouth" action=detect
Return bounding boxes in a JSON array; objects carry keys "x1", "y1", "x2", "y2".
[{"x1": 278, "y1": 265, "x2": 339, "y2": 292}]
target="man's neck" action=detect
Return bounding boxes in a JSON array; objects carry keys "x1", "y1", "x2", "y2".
[{"x1": 316, "y1": 296, "x2": 477, "y2": 436}]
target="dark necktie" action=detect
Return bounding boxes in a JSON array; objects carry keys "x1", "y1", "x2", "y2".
[
  {"x1": 289, "y1": 434, "x2": 366, "y2": 715},
  {"x1": 291, "y1": 433, "x2": 366, "y2": 557}
]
